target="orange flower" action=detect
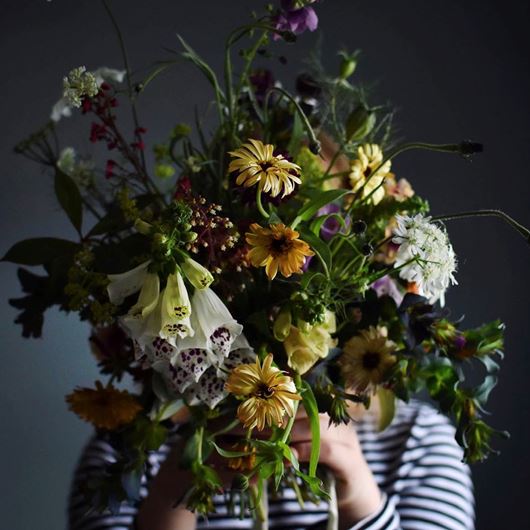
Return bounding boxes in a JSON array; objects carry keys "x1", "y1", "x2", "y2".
[
  {"x1": 66, "y1": 381, "x2": 142, "y2": 430},
  {"x1": 245, "y1": 223, "x2": 313, "y2": 280}
]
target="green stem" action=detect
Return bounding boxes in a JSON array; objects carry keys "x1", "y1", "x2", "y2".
[
  {"x1": 265, "y1": 87, "x2": 321, "y2": 154},
  {"x1": 256, "y1": 187, "x2": 270, "y2": 219},
  {"x1": 432, "y1": 209, "x2": 530, "y2": 244}
]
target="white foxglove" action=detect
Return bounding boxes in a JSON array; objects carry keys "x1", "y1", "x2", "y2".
[
  {"x1": 178, "y1": 287, "x2": 243, "y2": 364},
  {"x1": 181, "y1": 257, "x2": 214, "y2": 290},
  {"x1": 107, "y1": 260, "x2": 151, "y2": 305},
  {"x1": 159, "y1": 271, "x2": 193, "y2": 344},
  {"x1": 392, "y1": 214, "x2": 457, "y2": 305}
]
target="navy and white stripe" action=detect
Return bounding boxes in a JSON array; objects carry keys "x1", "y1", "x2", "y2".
[{"x1": 68, "y1": 399, "x2": 475, "y2": 529}]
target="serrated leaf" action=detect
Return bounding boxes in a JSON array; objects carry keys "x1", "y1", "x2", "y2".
[
  {"x1": 2, "y1": 237, "x2": 80, "y2": 265},
  {"x1": 55, "y1": 168, "x2": 83, "y2": 232}
]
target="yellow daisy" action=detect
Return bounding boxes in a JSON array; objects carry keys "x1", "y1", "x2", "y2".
[
  {"x1": 228, "y1": 139, "x2": 302, "y2": 197},
  {"x1": 338, "y1": 326, "x2": 397, "y2": 394},
  {"x1": 225, "y1": 354, "x2": 301, "y2": 431},
  {"x1": 349, "y1": 144, "x2": 392, "y2": 204},
  {"x1": 245, "y1": 223, "x2": 314, "y2": 280},
  {"x1": 65, "y1": 381, "x2": 142, "y2": 430}
]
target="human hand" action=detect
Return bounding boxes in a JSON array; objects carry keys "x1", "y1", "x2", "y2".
[{"x1": 288, "y1": 412, "x2": 382, "y2": 529}]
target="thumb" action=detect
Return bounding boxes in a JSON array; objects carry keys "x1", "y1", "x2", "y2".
[{"x1": 290, "y1": 442, "x2": 312, "y2": 463}]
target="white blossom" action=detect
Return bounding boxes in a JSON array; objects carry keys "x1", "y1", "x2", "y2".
[
  {"x1": 392, "y1": 214, "x2": 457, "y2": 305},
  {"x1": 57, "y1": 147, "x2": 95, "y2": 188},
  {"x1": 51, "y1": 66, "x2": 125, "y2": 122}
]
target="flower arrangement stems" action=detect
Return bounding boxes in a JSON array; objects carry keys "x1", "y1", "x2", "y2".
[
  {"x1": 251, "y1": 478, "x2": 269, "y2": 530},
  {"x1": 432, "y1": 209, "x2": 530, "y2": 243},
  {"x1": 325, "y1": 470, "x2": 339, "y2": 530}
]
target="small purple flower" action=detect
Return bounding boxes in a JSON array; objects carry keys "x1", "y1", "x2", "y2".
[
  {"x1": 249, "y1": 69, "x2": 275, "y2": 103},
  {"x1": 454, "y1": 335, "x2": 467, "y2": 350},
  {"x1": 273, "y1": 1, "x2": 319, "y2": 39},
  {"x1": 371, "y1": 275, "x2": 404, "y2": 306},
  {"x1": 317, "y1": 203, "x2": 350, "y2": 241}
]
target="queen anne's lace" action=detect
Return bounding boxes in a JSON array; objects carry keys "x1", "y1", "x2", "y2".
[{"x1": 392, "y1": 214, "x2": 457, "y2": 305}]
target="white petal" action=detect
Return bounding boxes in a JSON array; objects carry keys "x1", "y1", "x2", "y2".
[
  {"x1": 92, "y1": 66, "x2": 126, "y2": 84},
  {"x1": 50, "y1": 97, "x2": 72, "y2": 122},
  {"x1": 107, "y1": 260, "x2": 151, "y2": 305}
]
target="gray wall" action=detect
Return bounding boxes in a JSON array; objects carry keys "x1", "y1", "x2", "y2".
[{"x1": 1, "y1": 1, "x2": 529, "y2": 528}]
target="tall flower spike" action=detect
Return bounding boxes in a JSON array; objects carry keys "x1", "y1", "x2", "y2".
[{"x1": 228, "y1": 139, "x2": 301, "y2": 198}]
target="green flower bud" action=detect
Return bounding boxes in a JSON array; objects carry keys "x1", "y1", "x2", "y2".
[
  {"x1": 134, "y1": 218, "x2": 153, "y2": 235},
  {"x1": 345, "y1": 105, "x2": 376, "y2": 142},
  {"x1": 273, "y1": 308, "x2": 292, "y2": 342},
  {"x1": 338, "y1": 50, "x2": 359, "y2": 80},
  {"x1": 171, "y1": 123, "x2": 191, "y2": 140},
  {"x1": 183, "y1": 231, "x2": 198, "y2": 243},
  {"x1": 154, "y1": 163, "x2": 175, "y2": 179}
]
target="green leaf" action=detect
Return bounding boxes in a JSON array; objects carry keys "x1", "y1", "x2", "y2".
[
  {"x1": 287, "y1": 112, "x2": 305, "y2": 158},
  {"x1": 210, "y1": 441, "x2": 252, "y2": 459},
  {"x1": 299, "y1": 230, "x2": 332, "y2": 277},
  {"x1": 2, "y1": 237, "x2": 80, "y2": 265},
  {"x1": 301, "y1": 380, "x2": 320, "y2": 477},
  {"x1": 144, "y1": 422, "x2": 168, "y2": 451},
  {"x1": 291, "y1": 189, "x2": 353, "y2": 229},
  {"x1": 376, "y1": 387, "x2": 396, "y2": 432},
  {"x1": 55, "y1": 168, "x2": 83, "y2": 232},
  {"x1": 177, "y1": 35, "x2": 225, "y2": 100}
]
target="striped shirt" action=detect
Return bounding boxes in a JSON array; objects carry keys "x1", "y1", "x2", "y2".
[{"x1": 69, "y1": 399, "x2": 475, "y2": 529}]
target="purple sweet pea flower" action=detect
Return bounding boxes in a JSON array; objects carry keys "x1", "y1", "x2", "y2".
[
  {"x1": 273, "y1": 0, "x2": 319, "y2": 39},
  {"x1": 317, "y1": 203, "x2": 350, "y2": 241},
  {"x1": 371, "y1": 275, "x2": 404, "y2": 306}
]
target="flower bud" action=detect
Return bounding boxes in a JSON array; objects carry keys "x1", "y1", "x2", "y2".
[
  {"x1": 181, "y1": 257, "x2": 214, "y2": 289},
  {"x1": 352, "y1": 220, "x2": 367, "y2": 235},
  {"x1": 134, "y1": 218, "x2": 153, "y2": 235},
  {"x1": 338, "y1": 50, "x2": 359, "y2": 80},
  {"x1": 183, "y1": 231, "x2": 198, "y2": 243},
  {"x1": 273, "y1": 308, "x2": 292, "y2": 342},
  {"x1": 345, "y1": 105, "x2": 376, "y2": 142}
]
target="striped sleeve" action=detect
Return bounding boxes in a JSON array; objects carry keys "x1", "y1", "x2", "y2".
[
  {"x1": 394, "y1": 406, "x2": 475, "y2": 530},
  {"x1": 68, "y1": 436, "x2": 137, "y2": 530}
]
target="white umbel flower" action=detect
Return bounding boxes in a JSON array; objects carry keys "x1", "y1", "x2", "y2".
[
  {"x1": 51, "y1": 66, "x2": 125, "y2": 122},
  {"x1": 392, "y1": 214, "x2": 457, "y2": 305}
]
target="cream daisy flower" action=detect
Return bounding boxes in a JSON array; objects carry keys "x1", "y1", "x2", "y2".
[
  {"x1": 228, "y1": 139, "x2": 301, "y2": 197},
  {"x1": 349, "y1": 143, "x2": 392, "y2": 204}
]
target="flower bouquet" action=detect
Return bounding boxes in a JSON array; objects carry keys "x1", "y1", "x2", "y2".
[{"x1": 4, "y1": 0, "x2": 530, "y2": 526}]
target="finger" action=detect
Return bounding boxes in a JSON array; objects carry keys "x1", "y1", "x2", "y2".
[{"x1": 289, "y1": 441, "x2": 313, "y2": 463}]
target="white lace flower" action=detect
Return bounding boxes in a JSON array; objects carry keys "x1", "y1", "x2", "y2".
[
  {"x1": 51, "y1": 66, "x2": 125, "y2": 122},
  {"x1": 392, "y1": 214, "x2": 457, "y2": 305},
  {"x1": 62, "y1": 66, "x2": 99, "y2": 107},
  {"x1": 57, "y1": 147, "x2": 95, "y2": 188}
]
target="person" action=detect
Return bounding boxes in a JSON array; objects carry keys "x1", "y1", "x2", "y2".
[{"x1": 68, "y1": 398, "x2": 475, "y2": 529}]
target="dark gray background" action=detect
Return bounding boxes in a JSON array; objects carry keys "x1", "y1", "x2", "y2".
[{"x1": 1, "y1": 1, "x2": 529, "y2": 528}]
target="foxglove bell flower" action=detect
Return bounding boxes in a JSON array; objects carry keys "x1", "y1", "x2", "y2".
[
  {"x1": 181, "y1": 257, "x2": 214, "y2": 290},
  {"x1": 107, "y1": 260, "x2": 151, "y2": 306},
  {"x1": 159, "y1": 271, "x2": 193, "y2": 344},
  {"x1": 178, "y1": 287, "x2": 243, "y2": 363},
  {"x1": 392, "y1": 214, "x2": 457, "y2": 305}
]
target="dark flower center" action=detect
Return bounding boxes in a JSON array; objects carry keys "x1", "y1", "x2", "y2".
[
  {"x1": 260, "y1": 161, "x2": 274, "y2": 171},
  {"x1": 269, "y1": 235, "x2": 293, "y2": 254},
  {"x1": 362, "y1": 351, "x2": 381, "y2": 371},
  {"x1": 364, "y1": 166, "x2": 372, "y2": 178},
  {"x1": 255, "y1": 383, "x2": 275, "y2": 399}
]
